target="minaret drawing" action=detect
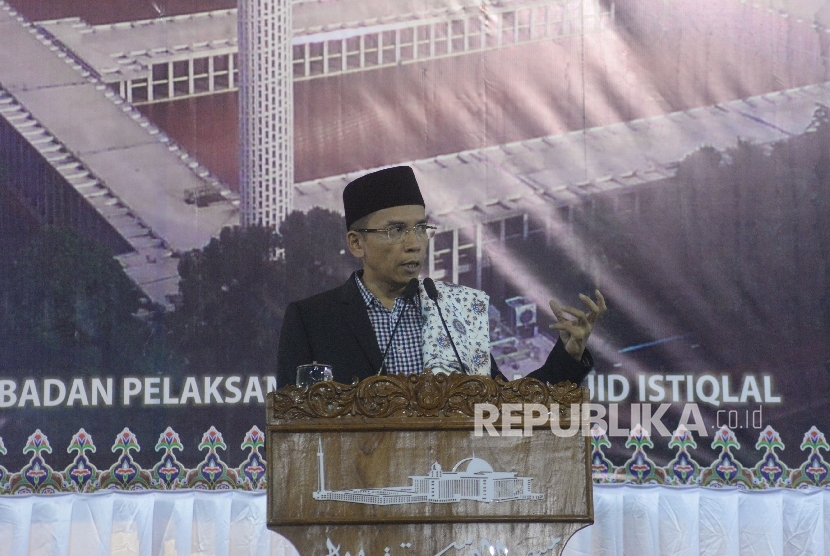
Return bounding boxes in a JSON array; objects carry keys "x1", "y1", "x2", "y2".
[
  {"x1": 238, "y1": 0, "x2": 294, "y2": 228},
  {"x1": 316, "y1": 436, "x2": 327, "y2": 494}
]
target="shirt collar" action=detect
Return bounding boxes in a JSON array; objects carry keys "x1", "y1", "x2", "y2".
[
  {"x1": 355, "y1": 270, "x2": 382, "y2": 308},
  {"x1": 355, "y1": 271, "x2": 414, "y2": 311}
]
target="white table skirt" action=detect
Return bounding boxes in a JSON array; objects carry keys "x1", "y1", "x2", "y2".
[
  {"x1": 0, "y1": 486, "x2": 827, "y2": 555},
  {"x1": 563, "y1": 485, "x2": 829, "y2": 556}
]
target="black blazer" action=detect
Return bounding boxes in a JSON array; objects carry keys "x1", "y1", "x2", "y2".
[{"x1": 276, "y1": 273, "x2": 593, "y2": 388}]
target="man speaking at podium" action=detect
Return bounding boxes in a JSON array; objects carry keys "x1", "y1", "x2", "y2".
[{"x1": 277, "y1": 166, "x2": 605, "y2": 387}]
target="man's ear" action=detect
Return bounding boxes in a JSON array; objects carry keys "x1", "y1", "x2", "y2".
[{"x1": 346, "y1": 231, "x2": 364, "y2": 259}]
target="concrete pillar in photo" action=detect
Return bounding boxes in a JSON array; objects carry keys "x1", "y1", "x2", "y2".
[{"x1": 238, "y1": 0, "x2": 294, "y2": 228}]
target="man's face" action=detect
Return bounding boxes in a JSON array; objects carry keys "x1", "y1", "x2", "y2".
[{"x1": 347, "y1": 204, "x2": 428, "y2": 293}]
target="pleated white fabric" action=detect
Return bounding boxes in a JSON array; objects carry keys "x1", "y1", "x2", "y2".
[
  {"x1": 0, "y1": 491, "x2": 298, "y2": 556},
  {"x1": 0, "y1": 486, "x2": 827, "y2": 555},
  {"x1": 563, "y1": 485, "x2": 829, "y2": 556}
]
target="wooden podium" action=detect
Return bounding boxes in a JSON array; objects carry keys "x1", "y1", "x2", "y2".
[{"x1": 266, "y1": 371, "x2": 592, "y2": 556}]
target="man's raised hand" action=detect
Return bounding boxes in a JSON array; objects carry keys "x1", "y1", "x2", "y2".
[{"x1": 548, "y1": 290, "x2": 606, "y2": 360}]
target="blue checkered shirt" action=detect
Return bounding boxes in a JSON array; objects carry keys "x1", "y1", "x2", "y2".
[{"x1": 355, "y1": 274, "x2": 424, "y2": 375}]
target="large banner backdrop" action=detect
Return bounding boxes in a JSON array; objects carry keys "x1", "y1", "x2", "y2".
[{"x1": 0, "y1": 0, "x2": 828, "y2": 494}]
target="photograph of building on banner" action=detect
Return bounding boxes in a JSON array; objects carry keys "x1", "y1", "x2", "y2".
[{"x1": 0, "y1": 0, "x2": 828, "y2": 493}]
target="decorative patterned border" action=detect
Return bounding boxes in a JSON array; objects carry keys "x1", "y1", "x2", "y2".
[
  {"x1": 0, "y1": 420, "x2": 827, "y2": 493},
  {"x1": 590, "y1": 424, "x2": 830, "y2": 489},
  {"x1": 0, "y1": 426, "x2": 266, "y2": 494}
]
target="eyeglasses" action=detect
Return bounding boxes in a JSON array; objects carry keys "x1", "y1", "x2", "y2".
[{"x1": 355, "y1": 224, "x2": 437, "y2": 242}]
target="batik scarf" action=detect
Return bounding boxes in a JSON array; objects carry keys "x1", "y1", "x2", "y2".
[{"x1": 420, "y1": 280, "x2": 491, "y2": 375}]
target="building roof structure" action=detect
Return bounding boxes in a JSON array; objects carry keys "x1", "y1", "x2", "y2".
[
  {"x1": 0, "y1": 2, "x2": 238, "y2": 306},
  {"x1": 38, "y1": 0, "x2": 612, "y2": 99},
  {"x1": 293, "y1": 81, "x2": 829, "y2": 230}
]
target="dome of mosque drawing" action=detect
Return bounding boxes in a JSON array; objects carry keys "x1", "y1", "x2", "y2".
[{"x1": 452, "y1": 457, "x2": 494, "y2": 474}]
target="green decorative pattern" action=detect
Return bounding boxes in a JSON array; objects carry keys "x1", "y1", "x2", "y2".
[
  {"x1": 98, "y1": 428, "x2": 152, "y2": 490},
  {"x1": 791, "y1": 426, "x2": 830, "y2": 488},
  {"x1": 152, "y1": 427, "x2": 186, "y2": 490},
  {"x1": 188, "y1": 426, "x2": 237, "y2": 490},
  {"x1": 63, "y1": 429, "x2": 98, "y2": 493},
  {"x1": 615, "y1": 424, "x2": 666, "y2": 484},
  {"x1": 666, "y1": 424, "x2": 699, "y2": 485}
]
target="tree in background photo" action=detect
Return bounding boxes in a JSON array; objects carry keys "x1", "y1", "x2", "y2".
[
  {"x1": 0, "y1": 227, "x2": 146, "y2": 375},
  {"x1": 169, "y1": 207, "x2": 357, "y2": 376}
]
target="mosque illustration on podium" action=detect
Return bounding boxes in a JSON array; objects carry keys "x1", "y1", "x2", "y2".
[{"x1": 312, "y1": 438, "x2": 544, "y2": 505}]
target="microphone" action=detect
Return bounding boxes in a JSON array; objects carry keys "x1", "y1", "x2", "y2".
[
  {"x1": 423, "y1": 278, "x2": 467, "y2": 373},
  {"x1": 377, "y1": 278, "x2": 420, "y2": 375}
]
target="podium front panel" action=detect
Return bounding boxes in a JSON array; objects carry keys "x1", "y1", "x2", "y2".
[{"x1": 266, "y1": 372, "x2": 592, "y2": 555}]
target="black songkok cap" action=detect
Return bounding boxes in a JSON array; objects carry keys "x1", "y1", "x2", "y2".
[{"x1": 343, "y1": 166, "x2": 425, "y2": 229}]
